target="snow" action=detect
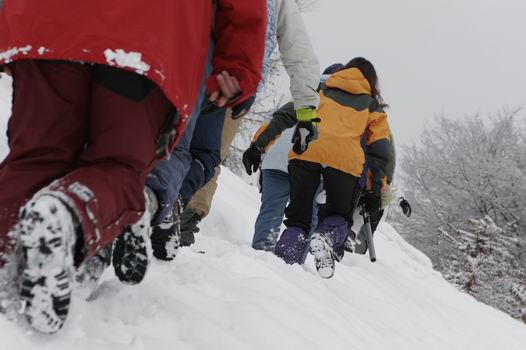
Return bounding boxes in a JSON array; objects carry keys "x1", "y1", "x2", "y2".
[
  {"x1": 104, "y1": 49, "x2": 151, "y2": 75},
  {"x1": 37, "y1": 47, "x2": 49, "y2": 55},
  {"x1": 1, "y1": 71, "x2": 526, "y2": 350},
  {"x1": 0, "y1": 46, "x2": 32, "y2": 63}
]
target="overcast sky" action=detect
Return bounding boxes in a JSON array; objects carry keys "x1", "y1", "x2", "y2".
[{"x1": 302, "y1": 0, "x2": 526, "y2": 148}]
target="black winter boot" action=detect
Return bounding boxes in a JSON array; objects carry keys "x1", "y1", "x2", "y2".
[
  {"x1": 150, "y1": 197, "x2": 182, "y2": 261},
  {"x1": 179, "y1": 208, "x2": 203, "y2": 247},
  {"x1": 112, "y1": 199, "x2": 151, "y2": 285}
]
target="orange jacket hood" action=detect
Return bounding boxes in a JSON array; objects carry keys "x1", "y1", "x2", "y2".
[{"x1": 326, "y1": 68, "x2": 371, "y2": 96}]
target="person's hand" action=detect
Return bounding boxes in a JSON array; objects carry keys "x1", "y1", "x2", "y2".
[
  {"x1": 399, "y1": 198, "x2": 412, "y2": 217},
  {"x1": 362, "y1": 192, "x2": 382, "y2": 216},
  {"x1": 209, "y1": 71, "x2": 242, "y2": 108},
  {"x1": 242, "y1": 143, "x2": 263, "y2": 175},
  {"x1": 292, "y1": 107, "x2": 320, "y2": 155}
]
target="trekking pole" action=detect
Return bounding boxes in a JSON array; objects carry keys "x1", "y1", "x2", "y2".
[{"x1": 361, "y1": 204, "x2": 377, "y2": 263}]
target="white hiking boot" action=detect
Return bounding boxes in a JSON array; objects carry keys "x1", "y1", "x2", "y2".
[
  {"x1": 18, "y1": 195, "x2": 78, "y2": 334},
  {"x1": 309, "y1": 233, "x2": 336, "y2": 279}
]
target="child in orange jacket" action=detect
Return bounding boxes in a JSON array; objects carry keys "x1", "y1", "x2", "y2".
[{"x1": 274, "y1": 57, "x2": 395, "y2": 278}]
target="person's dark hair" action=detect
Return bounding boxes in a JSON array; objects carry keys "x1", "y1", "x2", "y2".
[
  {"x1": 323, "y1": 63, "x2": 344, "y2": 75},
  {"x1": 341, "y1": 57, "x2": 387, "y2": 108}
]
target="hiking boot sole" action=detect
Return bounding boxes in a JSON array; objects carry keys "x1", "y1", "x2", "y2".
[
  {"x1": 19, "y1": 196, "x2": 75, "y2": 334},
  {"x1": 112, "y1": 226, "x2": 149, "y2": 285},
  {"x1": 309, "y1": 234, "x2": 335, "y2": 279}
]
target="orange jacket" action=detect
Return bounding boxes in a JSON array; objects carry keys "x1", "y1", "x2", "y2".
[{"x1": 289, "y1": 68, "x2": 394, "y2": 194}]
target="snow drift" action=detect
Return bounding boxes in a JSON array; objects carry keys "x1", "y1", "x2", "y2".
[{"x1": 1, "y1": 77, "x2": 526, "y2": 350}]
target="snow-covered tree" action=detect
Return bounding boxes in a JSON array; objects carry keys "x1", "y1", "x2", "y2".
[{"x1": 392, "y1": 109, "x2": 526, "y2": 322}]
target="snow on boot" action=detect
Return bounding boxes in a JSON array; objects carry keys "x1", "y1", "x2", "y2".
[
  {"x1": 18, "y1": 195, "x2": 78, "y2": 334},
  {"x1": 150, "y1": 197, "x2": 181, "y2": 261},
  {"x1": 343, "y1": 229, "x2": 358, "y2": 253},
  {"x1": 310, "y1": 216, "x2": 349, "y2": 278},
  {"x1": 274, "y1": 227, "x2": 308, "y2": 265},
  {"x1": 78, "y1": 244, "x2": 112, "y2": 293},
  {"x1": 112, "y1": 203, "x2": 151, "y2": 285},
  {"x1": 334, "y1": 230, "x2": 357, "y2": 261},
  {"x1": 252, "y1": 229, "x2": 280, "y2": 252}
]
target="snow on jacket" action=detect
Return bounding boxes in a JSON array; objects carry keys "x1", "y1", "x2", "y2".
[
  {"x1": 270, "y1": 0, "x2": 320, "y2": 109},
  {"x1": 289, "y1": 68, "x2": 395, "y2": 194},
  {"x1": 0, "y1": 0, "x2": 266, "y2": 147}
]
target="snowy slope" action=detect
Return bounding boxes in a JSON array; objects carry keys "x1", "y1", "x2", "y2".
[{"x1": 1, "y1": 79, "x2": 526, "y2": 349}]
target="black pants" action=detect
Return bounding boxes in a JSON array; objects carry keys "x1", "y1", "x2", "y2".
[
  {"x1": 285, "y1": 160, "x2": 359, "y2": 232},
  {"x1": 318, "y1": 183, "x2": 363, "y2": 228}
]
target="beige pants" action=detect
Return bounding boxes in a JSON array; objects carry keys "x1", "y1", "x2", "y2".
[{"x1": 186, "y1": 109, "x2": 243, "y2": 217}]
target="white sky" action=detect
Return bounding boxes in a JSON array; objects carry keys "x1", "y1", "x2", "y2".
[{"x1": 302, "y1": 0, "x2": 526, "y2": 147}]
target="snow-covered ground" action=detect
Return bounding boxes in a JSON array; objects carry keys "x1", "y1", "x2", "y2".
[{"x1": 1, "y1": 78, "x2": 526, "y2": 349}]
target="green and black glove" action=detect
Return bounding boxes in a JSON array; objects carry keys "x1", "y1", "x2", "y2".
[{"x1": 292, "y1": 107, "x2": 320, "y2": 155}]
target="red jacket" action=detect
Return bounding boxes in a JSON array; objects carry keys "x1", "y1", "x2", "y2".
[{"x1": 0, "y1": 0, "x2": 266, "y2": 144}]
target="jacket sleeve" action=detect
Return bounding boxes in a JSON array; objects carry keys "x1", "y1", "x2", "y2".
[
  {"x1": 274, "y1": 0, "x2": 320, "y2": 110},
  {"x1": 254, "y1": 101, "x2": 297, "y2": 150},
  {"x1": 208, "y1": 0, "x2": 267, "y2": 105},
  {"x1": 365, "y1": 104, "x2": 395, "y2": 195}
]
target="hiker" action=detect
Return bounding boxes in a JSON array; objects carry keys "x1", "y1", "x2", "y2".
[
  {"x1": 167, "y1": 0, "x2": 321, "y2": 252},
  {"x1": 273, "y1": 57, "x2": 395, "y2": 278},
  {"x1": 242, "y1": 64, "x2": 345, "y2": 252},
  {"x1": 0, "y1": 0, "x2": 266, "y2": 333}
]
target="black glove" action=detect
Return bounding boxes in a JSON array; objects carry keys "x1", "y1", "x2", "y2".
[
  {"x1": 399, "y1": 198, "x2": 412, "y2": 217},
  {"x1": 362, "y1": 192, "x2": 382, "y2": 216},
  {"x1": 242, "y1": 143, "x2": 263, "y2": 175},
  {"x1": 292, "y1": 120, "x2": 320, "y2": 155}
]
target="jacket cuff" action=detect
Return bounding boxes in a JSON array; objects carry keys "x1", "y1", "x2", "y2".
[
  {"x1": 293, "y1": 96, "x2": 320, "y2": 111},
  {"x1": 296, "y1": 107, "x2": 317, "y2": 122}
]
